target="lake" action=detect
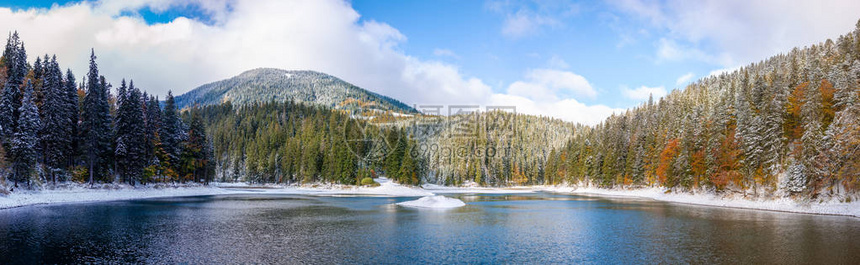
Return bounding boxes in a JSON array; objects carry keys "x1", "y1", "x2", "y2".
[{"x1": 1, "y1": 192, "x2": 858, "y2": 264}]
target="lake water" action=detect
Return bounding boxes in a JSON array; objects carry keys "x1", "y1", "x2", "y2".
[{"x1": 1, "y1": 192, "x2": 858, "y2": 264}]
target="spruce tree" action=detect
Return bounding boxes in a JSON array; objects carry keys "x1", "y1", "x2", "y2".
[
  {"x1": 11, "y1": 82, "x2": 40, "y2": 187},
  {"x1": 41, "y1": 55, "x2": 71, "y2": 183},
  {"x1": 0, "y1": 32, "x2": 24, "y2": 144},
  {"x1": 160, "y1": 91, "x2": 184, "y2": 177},
  {"x1": 115, "y1": 80, "x2": 147, "y2": 185},
  {"x1": 144, "y1": 94, "x2": 162, "y2": 167},
  {"x1": 182, "y1": 109, "x2": 208, "y2": 183},
  {"x1": 114, "y1": 79, "x2": 130, "y2": 181},
  {"x1": 64, "y1": 69, "x2": 78, "y2": 167},
  {"x1": 80, "y1": 50, "x2": 112, "y2": 185}
]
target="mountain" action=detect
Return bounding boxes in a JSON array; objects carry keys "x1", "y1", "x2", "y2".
[{"x1": 175, "y1": 68, "x2": 417, "y2": 113}]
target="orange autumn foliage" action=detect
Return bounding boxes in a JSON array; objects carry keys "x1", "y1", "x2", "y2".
[
  {"x1": 657, "y1": 139, "x2": 680, "y2": 186},
  {"x1": 785, "y1": 82, "x2": 807, "y2": 141},
  {"x1": 819, "y1": 79, "x2": 836, "y2": 129},
  {"x1": 712, "y1": 119, "x2": 742, "y2": 190}
]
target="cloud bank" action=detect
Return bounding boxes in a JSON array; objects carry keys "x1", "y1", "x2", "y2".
[{"x1": 0, "y1": 0, "x2": 618, "y2": 125}]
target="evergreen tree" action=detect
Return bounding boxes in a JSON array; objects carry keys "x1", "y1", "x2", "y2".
[
  {"x1": 0, "y1": 32, "x2": 24, "y2": 144},
  {"x1": 63, "y1": 69, "x2": 78, "y2": 167},
  {"x1": 80, "y1": 50, "x2": 112, "y2": 184},
  {"x1": 115, "y1": 80, "x2": 147, "y2": 185},
  {"x1": 160, "y1": 91, "x2": 184, "y2": 178},
  {"x1": 41, "y1": 55, "x2": 71, "y2": 183},
  {"x1": 10, "y1": 82, "x2": 40, "y2": 187},
  {"x1": 181, "y1": 109, "x2": 210, "y2": 183},
  {"x1": 114, "y1": 79, "x2": 130, "y2": 181}
]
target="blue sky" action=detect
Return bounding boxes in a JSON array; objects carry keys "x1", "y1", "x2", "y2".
[
  {"x1": 351, "y1": 0, "x2": 715, "y2": 107},
  {"x1": 1, "y1": 0, "x2": 859, "y2": 124}
]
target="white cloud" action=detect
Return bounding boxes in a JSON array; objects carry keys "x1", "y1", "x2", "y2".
[
  {"x1": 488, "y1": 69, "x2": 618, "y2": 125},
  {"x1": 546, "y1": 55, "x2": 569, "y2": 69},
  {"x1": 506, "y1": 69, "x2": 596, "y2": 101},
  {"x1": 675, "y1": 72, "x2": 694, "y2": 86},
  {"x1": 488, "y1": 93, "x2": 620, "y2": 125},
  {"x1": 610, "y1": 0, "x2": 860, "y2": 67},
  {"x1": 656, "y1": 38, "x2": 731, "y2": 65},
  {"x1": 502, "y1": 10, "x2": 560, "y2": 38},
  {"x1": 487, "y1": 0, "x2": 578, "y2": 39},
  {"x1": 622, "y1": 85, "x2": 667, "y2": 101},
  {"x1": 433, "y1": 48, "x2": 459, "y2": 59},
  {"x1": 0, "y1": 0, "x2": 617, "y2": 124},
  {"x1": 0, "y1": 0, "x2": 494, "y2": 106}
]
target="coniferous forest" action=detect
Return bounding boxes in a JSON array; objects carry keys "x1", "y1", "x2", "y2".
[
  {"x1": 2, "y1": 21, "x2": 860, "y2": 202},
  {"x1": 545, "y1": 22, "x2": 860, "y2": 198},
  {"x1": 0, "y1": 32, "x2": 213, "y2": 188},
  {"x1": 193, "y1": 100, "x2": 421, "y2": 186}
]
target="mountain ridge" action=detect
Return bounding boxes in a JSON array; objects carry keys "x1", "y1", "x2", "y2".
[{"x1": 175, "y1": 68, "x2": 417, "y2": 114}]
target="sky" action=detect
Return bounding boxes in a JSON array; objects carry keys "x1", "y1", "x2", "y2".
[{"x1": 1, "y1": 0, "x2": 859, "y2": 125}]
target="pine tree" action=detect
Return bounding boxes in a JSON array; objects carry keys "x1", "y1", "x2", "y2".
[
  {"x1": 0, "y1": 81, "x2": 21, "y2": 141},
  {"x1": 10, "y1": 82, "x2": 40, "y2": 187},
  {"x1": 33, "y1": 54, "x2": 49, "y2": 111},
  {"x1": 80, "y1": 50, "x2": 113, "y2": 185},
  {"x1": 144, "y1": 94, "x2": 162, "y2": 167},
  {"x1": 63, "y1": 69, "x2": 78, "y2": 167},
  {"x1": 0, "y1": 32, "x2": 24, "y2": 144},
  {"x1": 32, "y1": 56, "x2": 42, "y2": 83},
  {"x1": 114, "y1": 80, "x2": 147, "y2": 185},
  {"x1": 182, "y1": 109, "x2": 209, "y2": 183},
  {"x1": 114, "y1": 79, "x2": 130, "y2": 181},
  {"x1": 41, "y1": 55, "x2": 72, "y2": 183},
  {"x1": 160, "y1": 91, "x2": 184, "y2": 176}
]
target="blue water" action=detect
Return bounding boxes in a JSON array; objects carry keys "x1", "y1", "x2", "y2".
[{"x1": 1, "y1": 192, "x2": 858, "y2": 264}]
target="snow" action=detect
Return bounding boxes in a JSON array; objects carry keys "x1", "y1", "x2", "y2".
[
  {"x1": 396, "y1": 195, "x2": 465, "y2": 209},
  {"x1": 422, "y1": 183, "x2": 534, "y2": 194},
  {"x1": 351, "y1": 177, "x2": 433, "y2": 196},
  {"x1": 4, "y1": 179, "x2": 858, "y2": 218},
  {"x1": 541, "y1": 185, "x2": 860, "y2": 218},
  {"x1": 219, "y1": 177, "x2": 434, "y2": 197},
  {"x1": 0, "y1": 183, "x2": 232, "y2": 209}
]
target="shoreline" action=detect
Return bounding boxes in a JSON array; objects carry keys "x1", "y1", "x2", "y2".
[
  {"x1": 539, "y1": 186, "x2": 860, "y2": 218},
  {"x1": 2, "y1": 182, "x2": 858, "y2": 218}
]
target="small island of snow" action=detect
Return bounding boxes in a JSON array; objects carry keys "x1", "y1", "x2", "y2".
[{"x1": 396, "y1": 195, "x2": 466, "y2": 209}]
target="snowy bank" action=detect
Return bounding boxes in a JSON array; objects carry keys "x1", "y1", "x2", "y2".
[
  {"x1": 542, "y1": 186, "x2": 860, "y2": 218},
  {"x1": 0, "y1": 183, "x2": 232, "y2": 209},
  {"x1": 0, "y1": 178, "x2": 435, "y2": 210},
  {"x1": 227, "y1": 177, "x2": 434, "y2": 197},
  {"x1": 422, "y1": 183, "x2": 535, "y2": 194},
  {"x1": 396, "y1": 195, "x2": 466, "y2": 209}
]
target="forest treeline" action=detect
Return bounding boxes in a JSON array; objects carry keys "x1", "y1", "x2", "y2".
[
  {"x1": 402, "y1": 112, "x2": 578, "y2": 186},
  {"x1": 0, "y1": 32, "x2": 213, "y2": 188},
  {"x1": 544, "y1": 22, "x2": 860, "y2": 198},
  {"x1": 194, "y1": 100, "x2": 422, "y2": 185}
]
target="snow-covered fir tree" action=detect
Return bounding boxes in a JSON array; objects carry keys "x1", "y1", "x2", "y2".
[{"x1": 10, "y1": 82, "x2": 40, "y2": 187}]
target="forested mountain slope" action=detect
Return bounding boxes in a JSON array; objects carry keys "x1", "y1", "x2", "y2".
[
  {"x1": 395, "y1": 112, "x2": 580, "y2": 186},
  {"x1": 175, "y1": 68, "x2": 416, "y2": 114},
  {"x1": 545, "y1": 22, "x2": 860, "y2": 199},
  {"x1": 193, "y1": 100, "x2": 421, "y2": 186}
]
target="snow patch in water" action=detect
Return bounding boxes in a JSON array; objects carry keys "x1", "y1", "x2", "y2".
[{"x1": 396, "y1": 195, "x2": 465, "y2": 208}]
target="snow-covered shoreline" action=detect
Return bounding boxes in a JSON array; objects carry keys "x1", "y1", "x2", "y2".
[
  {"x1": 3, "y1": 180, "x2": 858, "y2": 218},
  {"x1": 0, "y1": 183, "x2": 234, "y2": 210},
  {"x1": 541, "y1": 186, "x2": 860, "y2": 218}
]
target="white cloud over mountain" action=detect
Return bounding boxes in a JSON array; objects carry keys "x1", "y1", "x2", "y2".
[
  {"x1": 0, "y1": 0, "x2": 617, "y2": 125},
  {"x1": 609, "y1": 0, "x2": 860, "y2": 67}
]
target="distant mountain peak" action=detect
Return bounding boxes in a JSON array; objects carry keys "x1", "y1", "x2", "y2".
[{"x1": 175, "y1": 68, "x2": 416, "y2": 114}]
